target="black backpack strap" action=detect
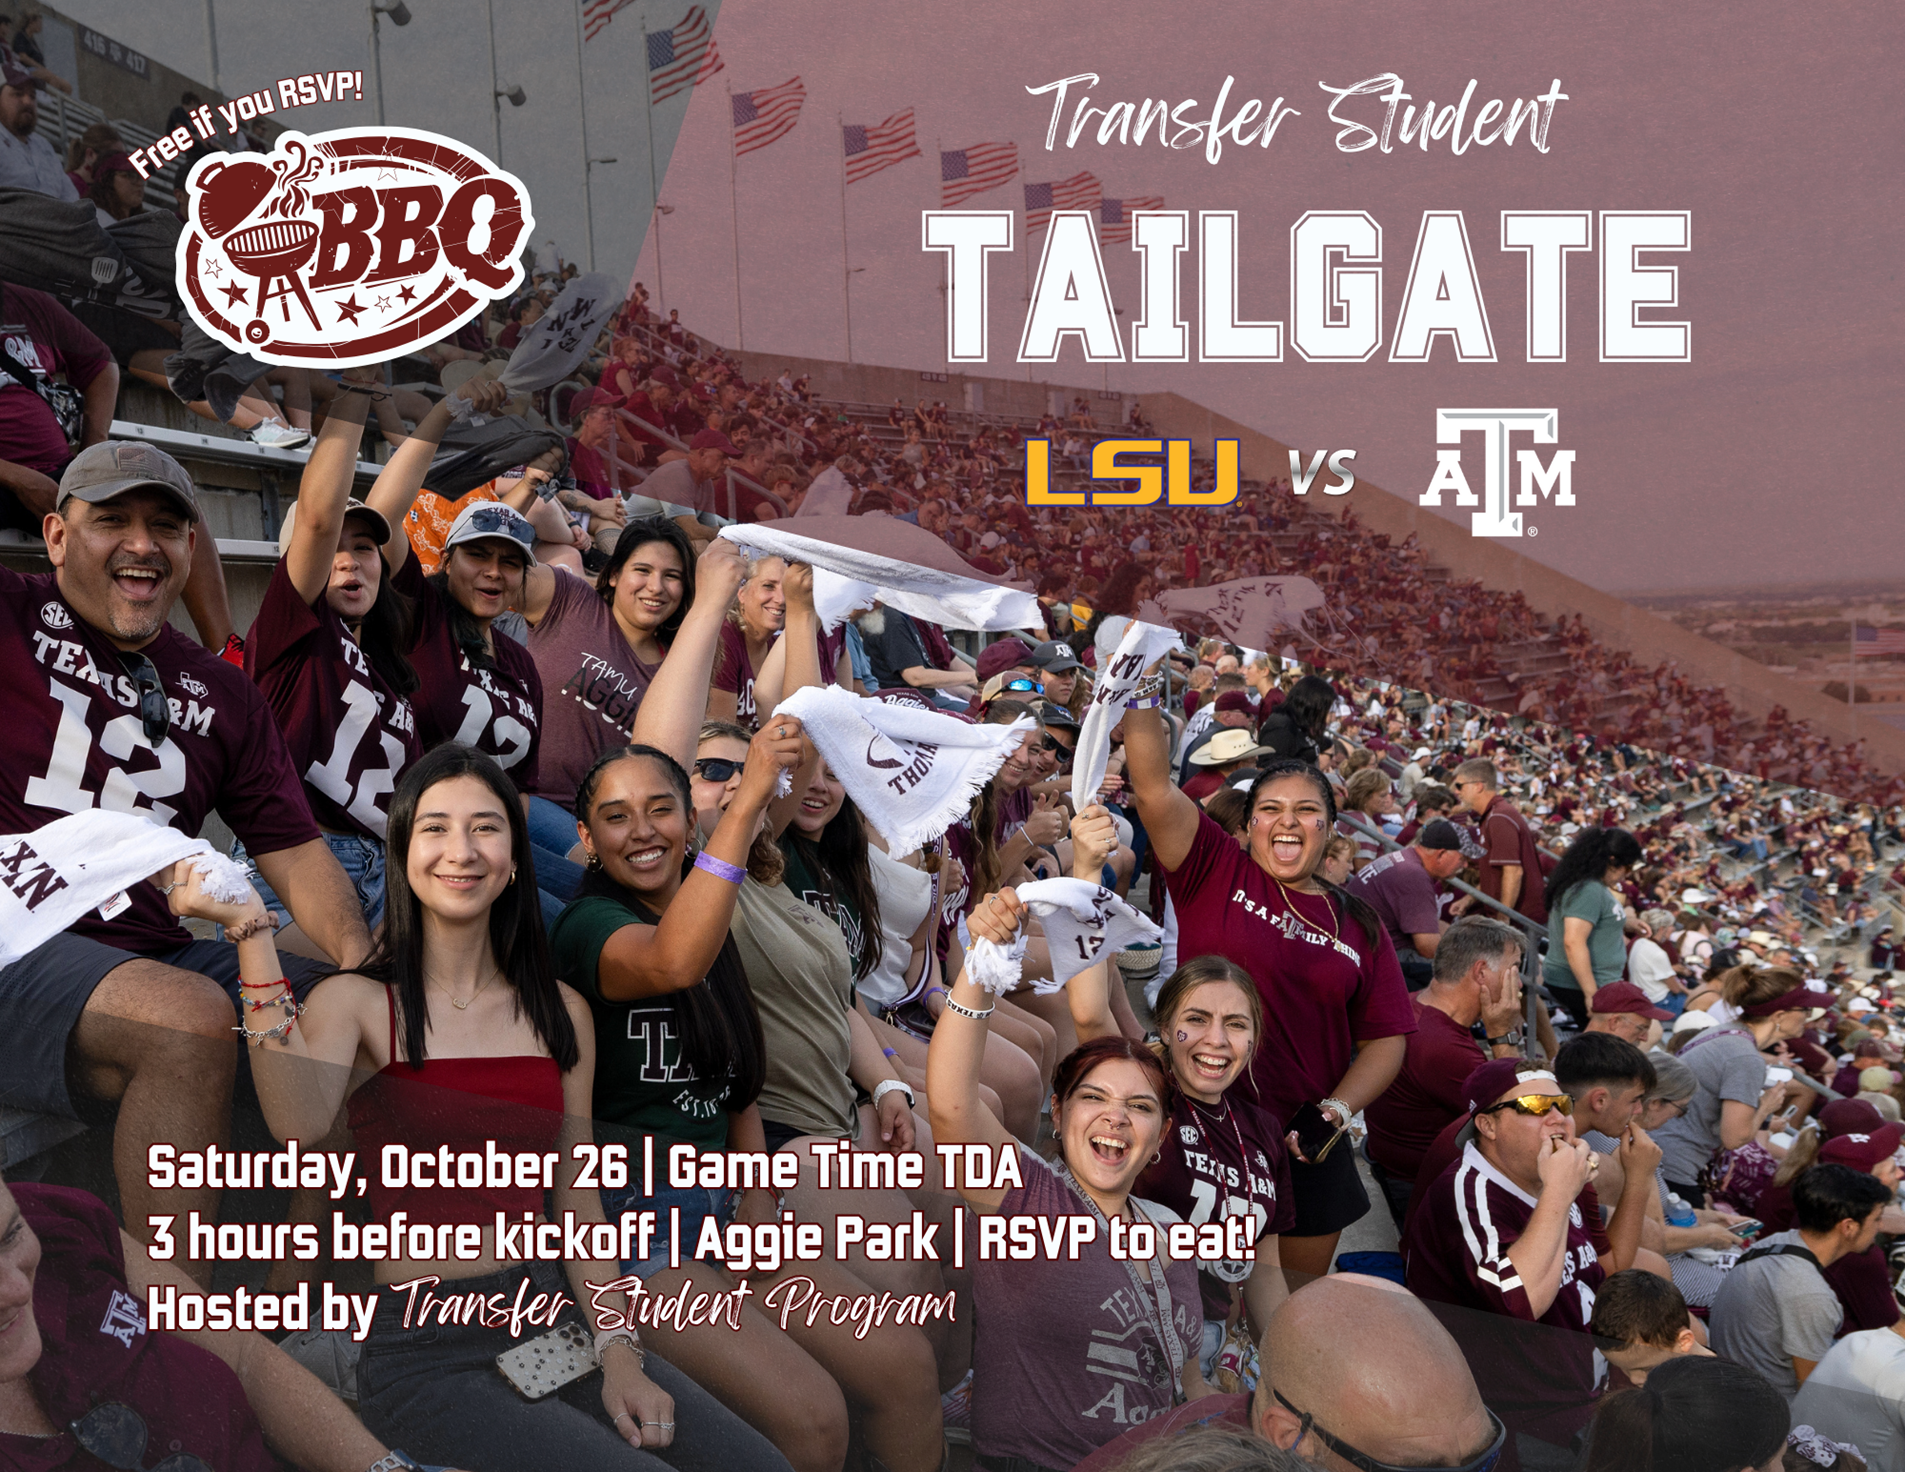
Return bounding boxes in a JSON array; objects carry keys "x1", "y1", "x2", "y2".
[{"x1": 1738, "y1": 1241, "x2": 1823, "y2": 1272}]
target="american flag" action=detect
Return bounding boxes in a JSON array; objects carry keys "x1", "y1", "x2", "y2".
[
  {"x1": 843, "y1": 109, "x2": 921, "y2": 184},
  {"x1": 940, "y1": 142, "x2": 1018, "y2": 207},
  {"x1": 582, "y1": 0, "x2": 633, "y2": 42},
  {"x1": 1022, "y1": 172, "x2": 1102, "y2": 234},
  {"x1": 732, "y1": 78, "x2": 805, "y2": 157},
  {"x1": 646, "y1": 6, "x2": 720, "y2": 103},
  {"x1": 1100, "y1": 194, "x2": 1165, "y2": 244},
  {"x1": 1854, "y1": 626, "x2": 1905, "y2": 655}
]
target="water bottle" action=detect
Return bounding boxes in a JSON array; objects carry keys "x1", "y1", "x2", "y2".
[{"x1": 1665, "y1": 1193, "x2": 1696, "y2": 1229}]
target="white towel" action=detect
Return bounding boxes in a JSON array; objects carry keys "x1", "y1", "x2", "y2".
[
  {"x1": 771, "y1": 685, "x2": 1033, "y2": 856},
  {"x1": 720, "y1": 519, "x2": 1041, "y2": 633},
  {"x1": 0, "y1": 811, "x2": 252, "y2": 967},
  {"x1": 1072, "y1": 619, "x2": 1181, "y2": 809},
  {"x1": 1133, "y1": 575, "x2": 1325, "y2": 650},
  {"x1": 964, "y1": 878, "x2": 1163, "y2": 996}
]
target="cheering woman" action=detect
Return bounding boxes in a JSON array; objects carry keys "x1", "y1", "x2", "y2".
[
  {"x1": 164, "y1": 744, "x2": 786, "y2": 1472},
  {"x1": 1126, "y1": 695, "x2": 1414, "y2": 1283},
  {"x1": 928, "y1": 888, "x2": 1208, "y2": 1472}
]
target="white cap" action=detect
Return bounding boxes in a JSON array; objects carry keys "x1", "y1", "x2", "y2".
[{"x1": 1673, "y1": 1010, "x2": 1719, "y2": 1035}]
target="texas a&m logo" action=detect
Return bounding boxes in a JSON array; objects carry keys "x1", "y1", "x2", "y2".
[
  {"x1": 177, "y1": 128, "x2": 533, "y2": 367},
  {"x1": 1420, "y1": 408, "x2": 1575, "y2": 539}
]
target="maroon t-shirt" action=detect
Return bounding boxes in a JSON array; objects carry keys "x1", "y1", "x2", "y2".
[
  {"x1": 713, "y1": 621, "x2": 759, "y2": 729},
  {"x1": 971, "y1": 1148, "x2": 1203, "y2": 1470},
  {"x1": 0, "y1": 284, "x2": 111, "y2": 476},
  {"x1": 1480, "y1": 796, "x2": 1548, "y2": 925},
  {"x1": 1405, "y1": 1141, "x2": 1604, "y2": 1445},
  {"x1": 1136, "y1": 1092, "x2": 1295, "y2": 1320},
  {"x1": 525, "y1": 568, "x2": 659, "y2": 812},
  {"x1": 1365, "y1": 997, "x2": 1487, "y2": 1180},
  {"x1": 2, "y1": 1185, "x2": 278, "y2": 1472},
  {"x1": 1161, "y1": 813, "x2": 1415, "y2": 1125},
  {"x1": 1825, "y1": 1242, "x2": 1902, "y2": 1335},
  {"x1": 245, "y1": 557, "x2": 422, "y2": 839},
  {"x1": 1346, "y1": 846, "x2": 1445, "y2": 957},
  {"x1": 394, "y1": 555, "x2": 543, "y2": 791},
  {"x1": 1, "y1": 568, "x2": 319, "y2": 954}
]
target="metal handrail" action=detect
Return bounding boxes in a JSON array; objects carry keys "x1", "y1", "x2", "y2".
[{"x1": 552, "y1": 391, "x2": 788, "y2": 521}]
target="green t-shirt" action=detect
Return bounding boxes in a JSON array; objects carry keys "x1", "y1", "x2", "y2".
[
  {"x1": 549, "y1": 894, "x2": 736, "y2": 1151},
  {"x1": 779, "y1": 834, "x2": 867, "y2": 982},
  {"x1": 1542, "y1": 879, "x2": 1628, "y2": 991}
]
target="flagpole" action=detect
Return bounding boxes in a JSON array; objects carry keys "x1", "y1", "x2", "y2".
[
  {"x1": 839, "y1": 112, "x2": 853, "y2": 363},
  {"x1": 641, "y1": 19, "x2": 664, "y2": 313},
  {"x1": 727, "y1": 82, "x2": 745, "y2": 348},
  {"x1": 572, "y1": 0, "x2": 595, "y2": 271}
]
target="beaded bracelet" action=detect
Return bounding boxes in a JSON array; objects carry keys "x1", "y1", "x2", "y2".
[{"x1": 693, "y1": 851, "x2": 745, "y2": 885}]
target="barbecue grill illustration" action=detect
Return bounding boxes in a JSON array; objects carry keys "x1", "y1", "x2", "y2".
[{"x1": 193, "y1": 142, "x2": 326, "y2": 343}]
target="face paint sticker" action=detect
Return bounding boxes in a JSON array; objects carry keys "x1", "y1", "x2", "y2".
[{"x1": 1176, "y1": 1030, "x2": 1189, "y2": 1042}]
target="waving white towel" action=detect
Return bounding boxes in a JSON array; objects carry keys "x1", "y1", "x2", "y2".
[
  {"x1": 1072, "y1": 619, "x2": 1181, "y2": 809},
  {"x1": 0, "y1": 810, "x2": 252, "y2": 967},
  {"x1": 720, "y1": 519, "x2": 1041, "y2": 632},
  {"x1": 963, "y1": 878, "x2": 1164, "y2": 996},
  {"x1": 771, "y1": 685, "x2": 1034, "y2": 855}
]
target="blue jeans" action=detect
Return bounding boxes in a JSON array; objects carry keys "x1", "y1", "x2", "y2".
[
  {"x1": 526, "y1": 795, "x2": 588, "y2": 928},
  {"x1": 601, "y1": 1180, "x2": 737, "y2": 1278},
  {"x1": 231, "y1": 831, "x2": 386, "y2": 933}
]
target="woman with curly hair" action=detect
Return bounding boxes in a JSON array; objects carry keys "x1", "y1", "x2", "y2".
[{"x1": 1542, "y1": 826, "x2": 1646, "y2": 1027}]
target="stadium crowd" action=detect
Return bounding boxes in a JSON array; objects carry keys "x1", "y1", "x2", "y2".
[{"x1": 5, "y1": 48, "x2": 1905, "y2": 1472}]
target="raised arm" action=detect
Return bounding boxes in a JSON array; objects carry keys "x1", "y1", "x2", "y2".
[
  {"x1": 1062, "y1": 805, "x2": 1121, "y2": 1045},
  {"x1": 632, "y1": 537, "x2": 746, "y2": 770},
  {"x1": 284, "y1": 377, "x2": 375, "y2": 605},
  {"x1": 364, "y1": 376, "x2": 508, "y2": 577},
  {"x1": 927, "y1": 888, "x2": 1027, "y2": 1212},
  {"x1": 595, "y1": 720, "x2": 805, "y2": 1000},
  {"x1": 1122, "y1": 700, "x2": 1201, "y2": 872}
]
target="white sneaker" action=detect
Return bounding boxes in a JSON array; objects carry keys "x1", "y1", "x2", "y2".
[{"x1": 249, "y1": 420, "x2": 311, "y2": 450}]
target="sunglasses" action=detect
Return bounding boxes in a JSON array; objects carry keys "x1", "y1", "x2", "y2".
[
  {"x1": 1003, "y1": 677, "x2": 1039, "y2": 692},
  {"x1": 70, "y1": 1403, "x2": 212, "y2": 1472},
  {"x1": 1476, "y1": 1093, "x2": 1574, "y2": 1119},
  {"x1": 1275, "y1": 1390, "x2": 1506, "y2": 1472},
  {"x1": 463, "y1": 504, "x2": 532, "y2": 543},
  {"x1": 693, "y1": 758, "x2": 745, "y2": 782},
  {"x1": 120, "y1": 652, "x2": 171, "y2": 748},
  {"x1": 1036, "y1": 732, "x2": 1074, "y2": 754}
]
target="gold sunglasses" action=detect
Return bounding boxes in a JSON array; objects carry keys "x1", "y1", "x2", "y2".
[{"x1": 1477, "y1": 1093, "x2": 1574, "y2": 1119}]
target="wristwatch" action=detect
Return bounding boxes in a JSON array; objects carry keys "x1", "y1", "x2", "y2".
[
  {"x1": 872, "y1": 1078, "x2": 916, "y2": 1109},
  {"x1": 1488, "y1": 1028, "x2": 1525, "y2": 1048},
  {"x1": 366, "y1": 1453, "x2": 423, "y2": 1472}
]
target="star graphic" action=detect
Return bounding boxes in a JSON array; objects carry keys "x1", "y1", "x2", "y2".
[
  {"x1": 202, "y1": 257, "x2": 222, "y2": 278},
  {"x1": 396, "y1": 284, "x2": 417, "y2": 303},
  {"x1": 374, "y1": 296, "x2": 391, "y2": 312},
  {"x1": 219, "y1": 281, "x2": 248, "y2": 307},
  {"x1": 335, "y1": 295, "x2": 365, "y2": 325}
]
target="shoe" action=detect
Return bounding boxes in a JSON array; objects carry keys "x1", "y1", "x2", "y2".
[
  {"x1": 249, "y1": 420, "x2": 311, "y2": 451},
  {"x1": 940, "y1": 1369, "x2": 972, "y2": 1446},
  {"x1": 220, "y1": 633, "x2": 246, "y2": 668},
  {"x1": 582, "y1": 548, "x2": 609, "y2": 575},
  {"x1": 279, "y1": 1326, "x2": 360, "y2": 1403}
]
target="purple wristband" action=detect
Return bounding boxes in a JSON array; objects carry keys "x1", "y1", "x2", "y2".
[{"x1": 694, "y1": 851, "x2": 746, "y2": 885}]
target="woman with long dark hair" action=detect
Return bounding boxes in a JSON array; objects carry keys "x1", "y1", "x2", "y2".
[
  {"x1": 517, "y1": 515, "x2": 700, "y2": 898},
  {"x1": 1064, "y1": 808, "x2": 1293, "y2": 1373},
  {"x1": 1542, "y1": 826, "x2": 1647, "y2": 1027},
  {"x1": 1128, "y1": 691, "x2": 1413, "y2": 1282},
  {"x1": 1256, "y1": 674, "x2": 1334, "y2": 766},
  {"x1": 1579, "y1": 1354, "x2": 1788, "y2": 1472},
  {"x1": 165, "y1": 744, "x2": 786, "y2": 1472},
  {"x1": 238, "y1": 370, "x2": 455, "y2": 946},
  {"x1": 929, "y1": 890, "x2": 1208, "y2": 1471}
]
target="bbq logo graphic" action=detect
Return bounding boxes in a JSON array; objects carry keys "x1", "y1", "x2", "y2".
[
  {"x1": 177, "y1": 128, "x2": 534, "y2": 367},
  {"x1": 1419, "y1": 408, "x2": 1576, "y2": 539}
]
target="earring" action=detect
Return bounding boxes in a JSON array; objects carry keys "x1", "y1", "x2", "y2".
[
  {"x1": 509, "y1": 868, "x2": 518, "y2": 885},
  {"x1": 1151, "y1": 1151, "x2": 1161, "y2": 1164},
  {"x1": 584, "y1": 851, "x2": 603, "y2": 871}
]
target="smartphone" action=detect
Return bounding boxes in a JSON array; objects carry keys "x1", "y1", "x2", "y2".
[
  {"x1": 1288, "y1": 1102, "x2": 1346, "y2": 1162},
  {"x1": 1731, "y1": 1219, "x2": 1765, "y2": 1241}
]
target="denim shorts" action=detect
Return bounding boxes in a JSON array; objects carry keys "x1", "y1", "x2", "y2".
[
  {"x1": 601, "y1": 1180, "x2": 736, "y2": 1279},
  {"x1": 231, "y1": 831, "x2": 386, "y2": 932}
]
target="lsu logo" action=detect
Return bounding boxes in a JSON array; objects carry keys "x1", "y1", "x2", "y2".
[
  {"x1": 177, "y1": 128, "x2": 533, "y2": 367},
  {"x1": 1419, "y1": 408, "x2": 1575, "y2": 538}
]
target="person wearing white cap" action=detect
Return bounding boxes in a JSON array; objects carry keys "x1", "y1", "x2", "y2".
[{"x1": 1398, "y1": 745, "x2": 1432, "y2": 802}]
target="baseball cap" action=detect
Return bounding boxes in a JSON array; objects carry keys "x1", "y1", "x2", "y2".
[
  {"x1": 1819, "y1": 1098, "x2": 1886, "y2": 1138},
  {"x1": 975, "y1": 638, "x2": 1036, "y2": 683},
  {"x1": 570, "y1": 386, "x2": 621, "y2": 415},
  {"x1": 1213, "y1": 690, "x2": 1258, "y2": 716},
  {"x1": 1413, "y1": 818, "x2": 1466, "y2": 852},
  {"x1": 1191, "y1": 729, "x2": 1270, "y2": 766},
  {"x1": 441, "y1": 500, "x2": 536, "y2": 565},
  {"x1": 1820, "y1": 1123, "x2": 1905, "y2": 1171},
  {"x1": 689, "y1": 428, "x2": 739, "y2": 456},
  {"x1": 1453, "y1": 1061, "x2": 1562, "y2": 1148},
  {"x1": 1036, "y1": 703, "x2": 1080, "y2": 733},
  {"x1": 1671, "y1": 1009, "x2": 1717, "y2": 1035},
  {"x1": 1590, "y1": 981, "x2": 1674, "y2": 1022},
  {"x1": 1740, "y1": 982, "x2": 1829, "y2": 1020},
  {"x1": 274, "y1": 497, "x2": 391, "y2": 557},
  {"x1": 58, "y1": 441, "x2": 199, "y2": 523},
  {"x1": 1032, "y1": 640, "x2": 1084, "y2": 673},
  {"x1": 1412, "y1": 746, "x2": 1432, "y2": 761}
]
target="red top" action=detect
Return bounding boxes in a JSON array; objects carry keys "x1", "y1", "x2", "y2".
[
  {"x1": 1479, "y1": 796, "x2": 1549, "y2": 925},
  {"x1": 348, "y1": 987, "x2": 564, "y2": 1225},
  {"x1": 2, "y1": 1185, "x2": 278, "y2": 1472},
  {"x1": 1365, "y1": 997, "x2": 1488, "y2": 1180}
]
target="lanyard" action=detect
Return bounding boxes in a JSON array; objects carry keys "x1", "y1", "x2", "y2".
[{"x1": 1052, "y1": 1160, "x2": 1185, "y2": 1403}]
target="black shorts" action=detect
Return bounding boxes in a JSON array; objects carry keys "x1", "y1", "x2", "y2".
[
  {"x1": 1287, "y1": 1131, "x2": 1372, "y2": 1238},
  {"x1": 0, "y1": 931, "x2": 332, "y2": 1119}
]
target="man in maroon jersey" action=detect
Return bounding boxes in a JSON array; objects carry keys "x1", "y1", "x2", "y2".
[
  {"x1": 1405, "y1": 1058, "x2": 1605, "y2": 1470},
  {"x1": 0, "y1": 442, "x2": 369, "y2": 1281},
  {"x1": 1450, "y1": 758, "x2": 1549, "y2": 927}
]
